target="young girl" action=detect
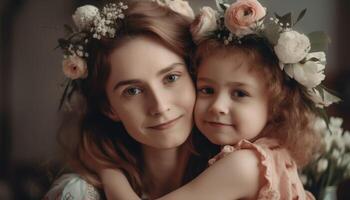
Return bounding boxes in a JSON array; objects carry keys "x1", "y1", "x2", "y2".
[
  {"x1": 99, "y1": 0, "x2": 340, "y2": 199},
  {"x1": 44, "y1": 1, "x2": 215, "y2": 199}
]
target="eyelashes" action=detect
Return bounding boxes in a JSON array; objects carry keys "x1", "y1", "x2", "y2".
[{"x1": 121, "y1": 73, "x2": 182, "y2": 97}]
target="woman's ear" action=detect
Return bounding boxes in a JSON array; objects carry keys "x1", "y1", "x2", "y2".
[{"x1": 105, "y1": 108, "x2": 120, "y2": 122}]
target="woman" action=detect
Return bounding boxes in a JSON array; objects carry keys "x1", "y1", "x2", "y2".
[{"x1": 44, "y1": 1, "x2": 214, "y2": 199}]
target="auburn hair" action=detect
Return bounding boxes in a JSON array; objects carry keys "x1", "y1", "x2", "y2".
[
  {"x1": 57, "y1": 1, "x2": 196, "y2": 196},
  {"x1": 194, "y1": 37, "x2": 320, "y2": 167}
]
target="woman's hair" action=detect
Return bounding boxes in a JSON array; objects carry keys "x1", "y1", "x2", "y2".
[
  {"x1": 194, "y1": 37, "x2": 320, "y2": 167},
  {"x1": 57, "y1": 1, "x2": 195, "y2": 195}
]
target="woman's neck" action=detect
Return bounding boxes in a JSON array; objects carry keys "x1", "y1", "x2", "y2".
[{"x1": 142, "y1": 143, "x2": 189, "y2": 199}]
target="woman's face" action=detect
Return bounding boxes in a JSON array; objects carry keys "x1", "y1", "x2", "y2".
[{"x1": 106, "y1": 36, "x2": 196, "y2": 149}]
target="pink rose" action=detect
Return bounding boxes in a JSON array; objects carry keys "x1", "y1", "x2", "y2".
[
  {"x1": 62, "y1": 56, "x2": 88, "y2": 80},
  {"x1": 224, "y1": 0, "x2": 266, "y2": 37}
]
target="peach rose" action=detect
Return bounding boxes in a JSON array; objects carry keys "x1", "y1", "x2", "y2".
[
  {"x1": 165, "y1": 0, "x2": 195, "y2": 20},
  {"x1": 191, "y1": 7, "x2": 218, "y2": 43},
  {"x1": 62, "y1": 55, "x2": 88, "y2": 80},
  {"x1": 224, "y1": 0, "x2": 266, "y2": 37}
]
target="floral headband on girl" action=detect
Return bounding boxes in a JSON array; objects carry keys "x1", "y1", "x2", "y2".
[
  {"x1": 190, "y1": 0, "x2": 341, "y2": 110},
  {"x1": 57, "y1": 0, "x2": 194, "y2": 109}
]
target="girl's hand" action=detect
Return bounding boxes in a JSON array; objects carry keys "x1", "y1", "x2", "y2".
[{"x1": 208, "y1": 145, "x2": 235, "y2": 165}]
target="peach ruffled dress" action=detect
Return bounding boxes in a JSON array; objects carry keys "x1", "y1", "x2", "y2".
[{"x1": 209, "y1": 137, "x2": 315, "y2": 200}]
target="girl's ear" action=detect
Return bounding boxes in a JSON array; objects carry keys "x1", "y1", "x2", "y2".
[{"x1": 105, "y1": 108, "x2": 120, "y2": 122}]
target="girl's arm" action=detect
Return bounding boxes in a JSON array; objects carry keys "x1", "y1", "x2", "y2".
[
  {"x1": 99, "y1": 168, "x2": 141, "y2": 200},
  {"x1": 100, "y1": 149, "x2": 261, "y2": 200},
  {"x1": 157, "y1": 149, "x2": 261, "y2": 200}
]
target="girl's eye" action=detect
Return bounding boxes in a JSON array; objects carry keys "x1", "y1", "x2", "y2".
[
  {"x1": 165, "y1": 74, "x2": 180, "y2": 83},
  {"x1": 197, "y1": 87, "x2": 214, "y2": 95},
  {"x1": 123, "y1": 87, "x2": 142, "y2": 96},
  {"x1": 232, "y1": 90, "x2": 248, "y2": 98}
]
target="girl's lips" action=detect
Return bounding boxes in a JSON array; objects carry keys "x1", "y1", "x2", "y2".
[
  {"x1": 206, "y1": 121, "x2": 233, "y2": 127},
  {"x1": 148, "y1": 115, "x2": 183, "y2": 130}
]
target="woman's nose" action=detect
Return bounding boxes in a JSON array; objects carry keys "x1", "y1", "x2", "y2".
[{"x1": 148, "y1": 89, "x2": 171, "y2": 116}]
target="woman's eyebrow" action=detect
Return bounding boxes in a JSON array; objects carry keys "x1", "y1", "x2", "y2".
[
  {"x1": 113, "y1": 79, "x2": 142, "y2": 91},
  {"x1": 157, "y1": 63, "x2": 185, "y2": 76},
  {"x1": 113, "y1": 63, "x2": 185, "y2": 91}
]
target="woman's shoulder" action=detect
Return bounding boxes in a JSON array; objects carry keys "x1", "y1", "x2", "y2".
[{"x1": 43, "y1": 173, "x2": 102, "y2": 200}]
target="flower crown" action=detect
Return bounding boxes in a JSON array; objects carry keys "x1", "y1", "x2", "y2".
[
  {"x1": 58, "y1": 0, "x2": 194, "y2": 80},
  {"x1": 57, "y1": 0, "x2": 194, "y2": 109},
  {"x1": 191, "y1": 0, "x2": 341, "y2": 109}
]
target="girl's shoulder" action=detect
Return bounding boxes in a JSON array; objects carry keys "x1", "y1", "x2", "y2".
[
  {"x1": 43, "y1": 173, "x2": 102, "y2": 200},
  {"x1": 209, "y1": 138, "x2": 315, "y2": 200}
]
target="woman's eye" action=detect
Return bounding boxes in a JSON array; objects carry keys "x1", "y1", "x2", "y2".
[
  {"x1": 232, "y1": 90, "x2": 248, "y2": 98},
  {"x1": 123, "y1": 87, "x2": 142, "y2": 96},
  {"x1": 165, "y1": 74, "x2": 180, "y2": 83},
  {"x1": 197, "y1": 87, "x2": 214, "y2": 95}
]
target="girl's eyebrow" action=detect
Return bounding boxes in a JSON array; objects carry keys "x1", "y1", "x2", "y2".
[
  {"x1": 197, "y1": 77, "x2": 248, "y2": 86},
  {"x1": 113, "y1": 63, "x2": 185, "y2": 91}
]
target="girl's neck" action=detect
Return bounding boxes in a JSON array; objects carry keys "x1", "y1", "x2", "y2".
[{"x1": 142, "y1": 143, "x2": 190, "y2": 199}]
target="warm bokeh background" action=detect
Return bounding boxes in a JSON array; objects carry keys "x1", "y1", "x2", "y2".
[{"x1": 1, "y1": 0, "x2": 349, "y2": 199}]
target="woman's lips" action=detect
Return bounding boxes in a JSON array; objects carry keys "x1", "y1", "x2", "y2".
[{"x1": 148, "y1": 115, "x2": 183, "y2": 130}]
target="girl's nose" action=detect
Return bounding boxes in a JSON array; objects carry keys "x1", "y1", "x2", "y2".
[{"x1": 208, "y1": 94, "x2": 230, "y2": 115}]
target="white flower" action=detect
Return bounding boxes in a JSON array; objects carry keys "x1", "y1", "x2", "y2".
[
  {"x1": 329, "y1": 117, "x2": 344, "y2": 135},
  {"x1": 274, "y1": 30, "x2": 311, "y2": 64},
  {"x1": 164, "y1": 0, "x2": 195, "y2": 20},
  {"x1": 307, "y1": 88, "x2": 341, "y2": 108},
  {"x1": 344, "y1": 131, "x2": 350, "y2": 149},
  {"x1": 314, "y1": 117, "x2": 327, "y2": 133},
  {"x1": 340, "y1": 154, "x2": 350, "y2": 168},
  {"x1": 284, "y1": 52, "x2": 326, "y2": 88},
  {"x1": 317, "y1": 158, "x2": 328, "y2": 173},
  {"x1": 72, "y1": 5, "x2": 100, "y2": 31},
  {"x1": 331, "y1": 149, "x2": 341, "y2": 161},
  {"x1": 190, "y1": 7, "x2": 218, "y2": 43},
  {"x1": 299, "y1": 174, "x2": 308, "y2": 185},
  {"x1": 62, "y1": 55, "x2": 88, "y2": 80}
]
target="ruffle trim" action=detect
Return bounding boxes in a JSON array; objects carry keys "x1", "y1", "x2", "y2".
[{"x1": 234, "y1": 139, "x2": 280, "y2": 200}]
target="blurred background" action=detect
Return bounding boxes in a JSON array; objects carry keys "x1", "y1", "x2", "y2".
[{"x1": 0, "y1": 0, "x2": 349, "y2": 199}]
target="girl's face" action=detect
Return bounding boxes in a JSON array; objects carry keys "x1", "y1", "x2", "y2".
[
  {"x1": 106, "y1": 36, "x2": 196, "y2": 149},
  {"x1": 194, "y1": 52, "x2": 269, "y2": 145}
]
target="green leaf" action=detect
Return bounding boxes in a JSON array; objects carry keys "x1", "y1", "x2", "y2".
[
  {"x1": 57, "y1": 38, "x2": 69, "y2": 48},
  {"x1": 215, "y1": 0, "x2": 229, "y2": 13},
  {"x1": 294, "y1": 8, "x2": 307, "y2": 26},
  {"x1": 308, "y1": 57, "x2": 320, "y2": 62},
  {"x1": 263, "y1": 22, "x2": 280, "y2": 45},
  {"x1": 275, "y1": 12, "x2": 292, "y2": 26},
  {"x1": 308, "y1": 31, "x2": 331, "y2": 52}
]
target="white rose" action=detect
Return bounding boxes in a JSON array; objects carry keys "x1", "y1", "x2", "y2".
[
  {"x1": 284, "y1": 52, "x2": 326, "y2": 88},
  {"x1": 62, "y1": 55, "x2": 88, "y2": 80},
  {"x1": 165, "y1": 0, "x2": 195, "y2": 20},
  {"x1": 274, "y1": 30, "x2": 311, "y2": 64},
  {"x1": 316, "y1": 158, "x2": 328, "y2": 173},
  {"x1": 190, "y1": 7, "x2": 218, "y2": 43},
  {"x1": 72, "y1": 5, "x2": 99, "y2": 31},
  {"x1": 307, "y1": 88, "x2": 341, "y2": 108}
]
